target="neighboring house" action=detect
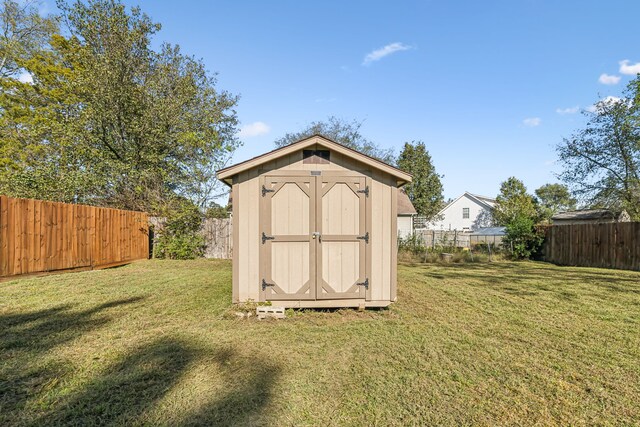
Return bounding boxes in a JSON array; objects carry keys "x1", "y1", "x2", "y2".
[
  {"x1": 397, "y1": 190, "x2": 417, "y2": 238},
  {"x1": 428, "y1": 192, "x2": 496, "y2": 231},
  {"x1": 551, "y1": 209, "x2": 631, "y2": 225}
]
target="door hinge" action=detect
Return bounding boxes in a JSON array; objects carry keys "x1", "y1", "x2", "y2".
[
  {"x1": 262, "y1": 185, "x2": 275, "y2": 197},
  {"x1": 357, "y1": 231, "x2": 369, "y2": 244},
  {"x1": 356, "y1": 278, "x2": 369, "y2": 290},
  {"x1": 357, "y1": 186, "x2": 369, "y2": 197},
  {"x1": 262, "y1": 279, "x2": 275, "y2": 291},
  {"x1": 262, "y1": 232, "x2": 275, "y2": 244}
]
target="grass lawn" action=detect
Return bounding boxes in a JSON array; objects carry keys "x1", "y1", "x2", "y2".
[{"x1": 1, "y1": 259, "x2": 639, "y2": 426}]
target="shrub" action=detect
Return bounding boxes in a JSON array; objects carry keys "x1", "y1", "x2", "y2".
[
  {"x1": 155, "y1": 233, "x2": 205, "y2": 260},
  {"x1": 154, "y1": 202, "x2": 205, "y2": 260},
  {"x1": 398, "y1": 233, "x2": 427, "y2": 255},
  {"x1": 503, "y1": 215, "x2": 544, "y2": 259}
]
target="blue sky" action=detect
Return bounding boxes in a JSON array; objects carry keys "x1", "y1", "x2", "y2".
[{"x1": 49, "y1": 0, "x2": 640, "y2": 200}]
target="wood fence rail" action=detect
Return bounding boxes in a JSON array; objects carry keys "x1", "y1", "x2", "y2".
[
  {"x1": 541, "y1": 222, "x2": 640, "y2": 271},
  {"x1": 0, "y1": 195, "x2": 149, "y2": 278}
]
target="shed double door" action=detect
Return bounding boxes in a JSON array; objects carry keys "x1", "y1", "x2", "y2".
[{"x1": 260, "y1": 173, "x2": 369, "y2": 301}]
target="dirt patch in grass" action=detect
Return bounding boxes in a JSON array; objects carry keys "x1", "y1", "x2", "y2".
[{"x1": 1, "y1": 259, "x2": 639, "y2": 425}]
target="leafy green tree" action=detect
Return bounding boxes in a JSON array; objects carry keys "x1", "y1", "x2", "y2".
[
  {"x1": 273, "y1": 116, "x2": 396, "y2": 164},
  {"x1": 205, "y1": 202, "x2": 230, "y2": 219},
  {"x1": 504, "y1": 215, "x2": 544, "y2": 259},
  {"x1": 557, "y1": 76, "x2": 640, "y2": 219},
  {"x1": 493, "y1": 177, "x2": 538, "y2": 226},
  {"x1": 397, "y1": 141, "x2": 444, "y2": 219},
  {"x1": 494, "y1": 177, "x2": 542, "y2": 259},
  {"x1": 0, "y1": 0, "x2": 240, "y2": 213},
  {"x1": 534, "y1": 183, "x2": 577, "y2": 222},
  {"x1": 0, "y1": 0, "x2": 58, "y2": 78}
]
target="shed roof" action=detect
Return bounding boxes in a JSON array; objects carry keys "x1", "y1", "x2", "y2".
[
  {"x1": 551, "y1": 209, "x2": 627, "y2": 221},
  {"x1": 217, "y1": 134, "x2": 412, "y2": 186},
  {"x1": 469, "y1": 227, "x2": 506, "y2": 236},
  {"x1": 397, "y1": 190, "x2": 417, "y2": 215}
]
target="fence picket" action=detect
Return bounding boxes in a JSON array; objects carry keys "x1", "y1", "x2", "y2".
[
  {"x1": 542, "y1": 223, "x2": 639, "y2": 271},
  {"x1": 0, "y1": 196, "x2": 149, "y2": 278}
]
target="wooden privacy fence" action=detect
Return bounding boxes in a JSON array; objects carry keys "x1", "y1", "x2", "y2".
[
  {"x1": 0, "y1": 195, "x2": 149, "y2": 278},
  {"x1": 542, "y1": 222, "x2": 640, "y2": 271},
  {"x1": 201, "y1": 218, "x2": 232, "y2": 259}
]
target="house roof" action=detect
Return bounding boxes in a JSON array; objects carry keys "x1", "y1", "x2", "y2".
[
  {"x1": 435, "y1": 191, "x2": 496, "y2": 216},
  {"x1": 216, "y1": 134, "x2": 412, "y2": 186},
  {"x1": 551, "y1": 209, "x2": 627, "y2": 221},
  {"x1": 467, "y1": 192, "x2": 496, "y2": 207},
  {"x1": 397, "y1": 190, "x2": 417, "y2": 215}
]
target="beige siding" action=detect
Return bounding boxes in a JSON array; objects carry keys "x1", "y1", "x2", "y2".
[
  {"x1": 369, "y1": 169, "x2": 394, "y2": 302},
  {"x1": 236, "y1": 169, "x2": 261, "y2": 302},
  {"x1": 232, "y1": 145, "x2": 399, "y2": 306}
]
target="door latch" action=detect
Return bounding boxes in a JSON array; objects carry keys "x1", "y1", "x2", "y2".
[{"x1": 312, "y1": 232, "x2": 321, "y2": 243}]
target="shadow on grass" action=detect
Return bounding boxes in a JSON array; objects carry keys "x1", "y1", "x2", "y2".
[
  {"x1": 31, "y1": 340, "x2": 279, "y2": 426},
  {"x1": 0, "y1": 297, "x2": 279, "y2": 426},
  {"x1": 0, "y1": 297, "x2": 147, "y2": 425},
  {"x1": 0, "y1": 296, "x2": 146, "y2": 353}
]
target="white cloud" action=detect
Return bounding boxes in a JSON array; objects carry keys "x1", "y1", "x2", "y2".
[
  {"x1": 587, "y1": 96, "x2": 623, "y2": 113},
  {"x1": 362, "y1": 42, "x2": 412, "y2": 66},
  {"x1": 598, "y1": 73, "x2": 620, "y2": 85},
  {"x1": 18, "y1": 71, "x2": 33, "y2": 84},
  {"x1": 619, "y1": 59, "x2": 640, "y2": 75},
  {"x1": 556, "y1": 106, "x2": 579, "y2": 115},
  {"x1": 523, "y1": 117, "x2": 541, "y2": 127},
  {"x1": 238, "y1": 121, "x2": 270, "y2": 138}
]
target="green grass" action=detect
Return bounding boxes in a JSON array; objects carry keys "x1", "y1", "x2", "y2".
[{"x1": 1, "y1": 259, "x2": 639, "y2": 426}]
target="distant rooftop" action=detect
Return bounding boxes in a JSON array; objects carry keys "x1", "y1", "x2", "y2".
[
  {"x1": 398, "y1": 190, "x2": 417, "y2": 215},
  {"x1": 469, "y1": 227, "x2": 505, "y2": 236},
  {"x1": 552, "y1": 209, "x2": 626, "y2": 221},
  {"x1": 467, "y1": 192, "x2": 496, "y2": 207}
]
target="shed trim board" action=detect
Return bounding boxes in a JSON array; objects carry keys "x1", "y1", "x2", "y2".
[
  {"x1": 219, "y1": 135, "x2": 410, "y2": 308},
  {"x1": 217, "y1": 134, "x2": 411, "y2": 186}
]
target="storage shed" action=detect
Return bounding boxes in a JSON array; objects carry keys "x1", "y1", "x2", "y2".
[{"x1": 217, "y1": 135, "x2": 412, "y2": 308}]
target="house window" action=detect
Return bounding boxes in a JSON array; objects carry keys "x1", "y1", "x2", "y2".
[{"x1": 463, "y1": 208, "x2": 470, "y2": 219}]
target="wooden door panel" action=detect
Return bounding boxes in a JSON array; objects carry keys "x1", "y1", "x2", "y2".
[
  {"x1": 271, "y1": 241, "x2": 310, "y2": 294},
  {"x1": 261, "y1": 173, "x2": 370, "y2": 302},
  {"x1": 261, "y1": 175, "x2": 315, "y2": 301},
  {"x1": 317, "y1": 176, "x2": 368, "y2": 300},
  {"x1": 321, "y1": 183, "x2": 360, "y2": 235},
  {"x1": 271, "y1": 182, "x2": 310, "y2": 235},
  {"x1": 321, "y1": 241, "x2": 360, "y2": 293}
]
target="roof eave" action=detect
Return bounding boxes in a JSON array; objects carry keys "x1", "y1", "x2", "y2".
[{"x1": 216, "y1": 134, "x2": 412, "y2": 184}]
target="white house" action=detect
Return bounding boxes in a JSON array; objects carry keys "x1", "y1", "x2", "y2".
[{"x1": 429, "y1": 192, "x2": 495, "y2": 231}]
